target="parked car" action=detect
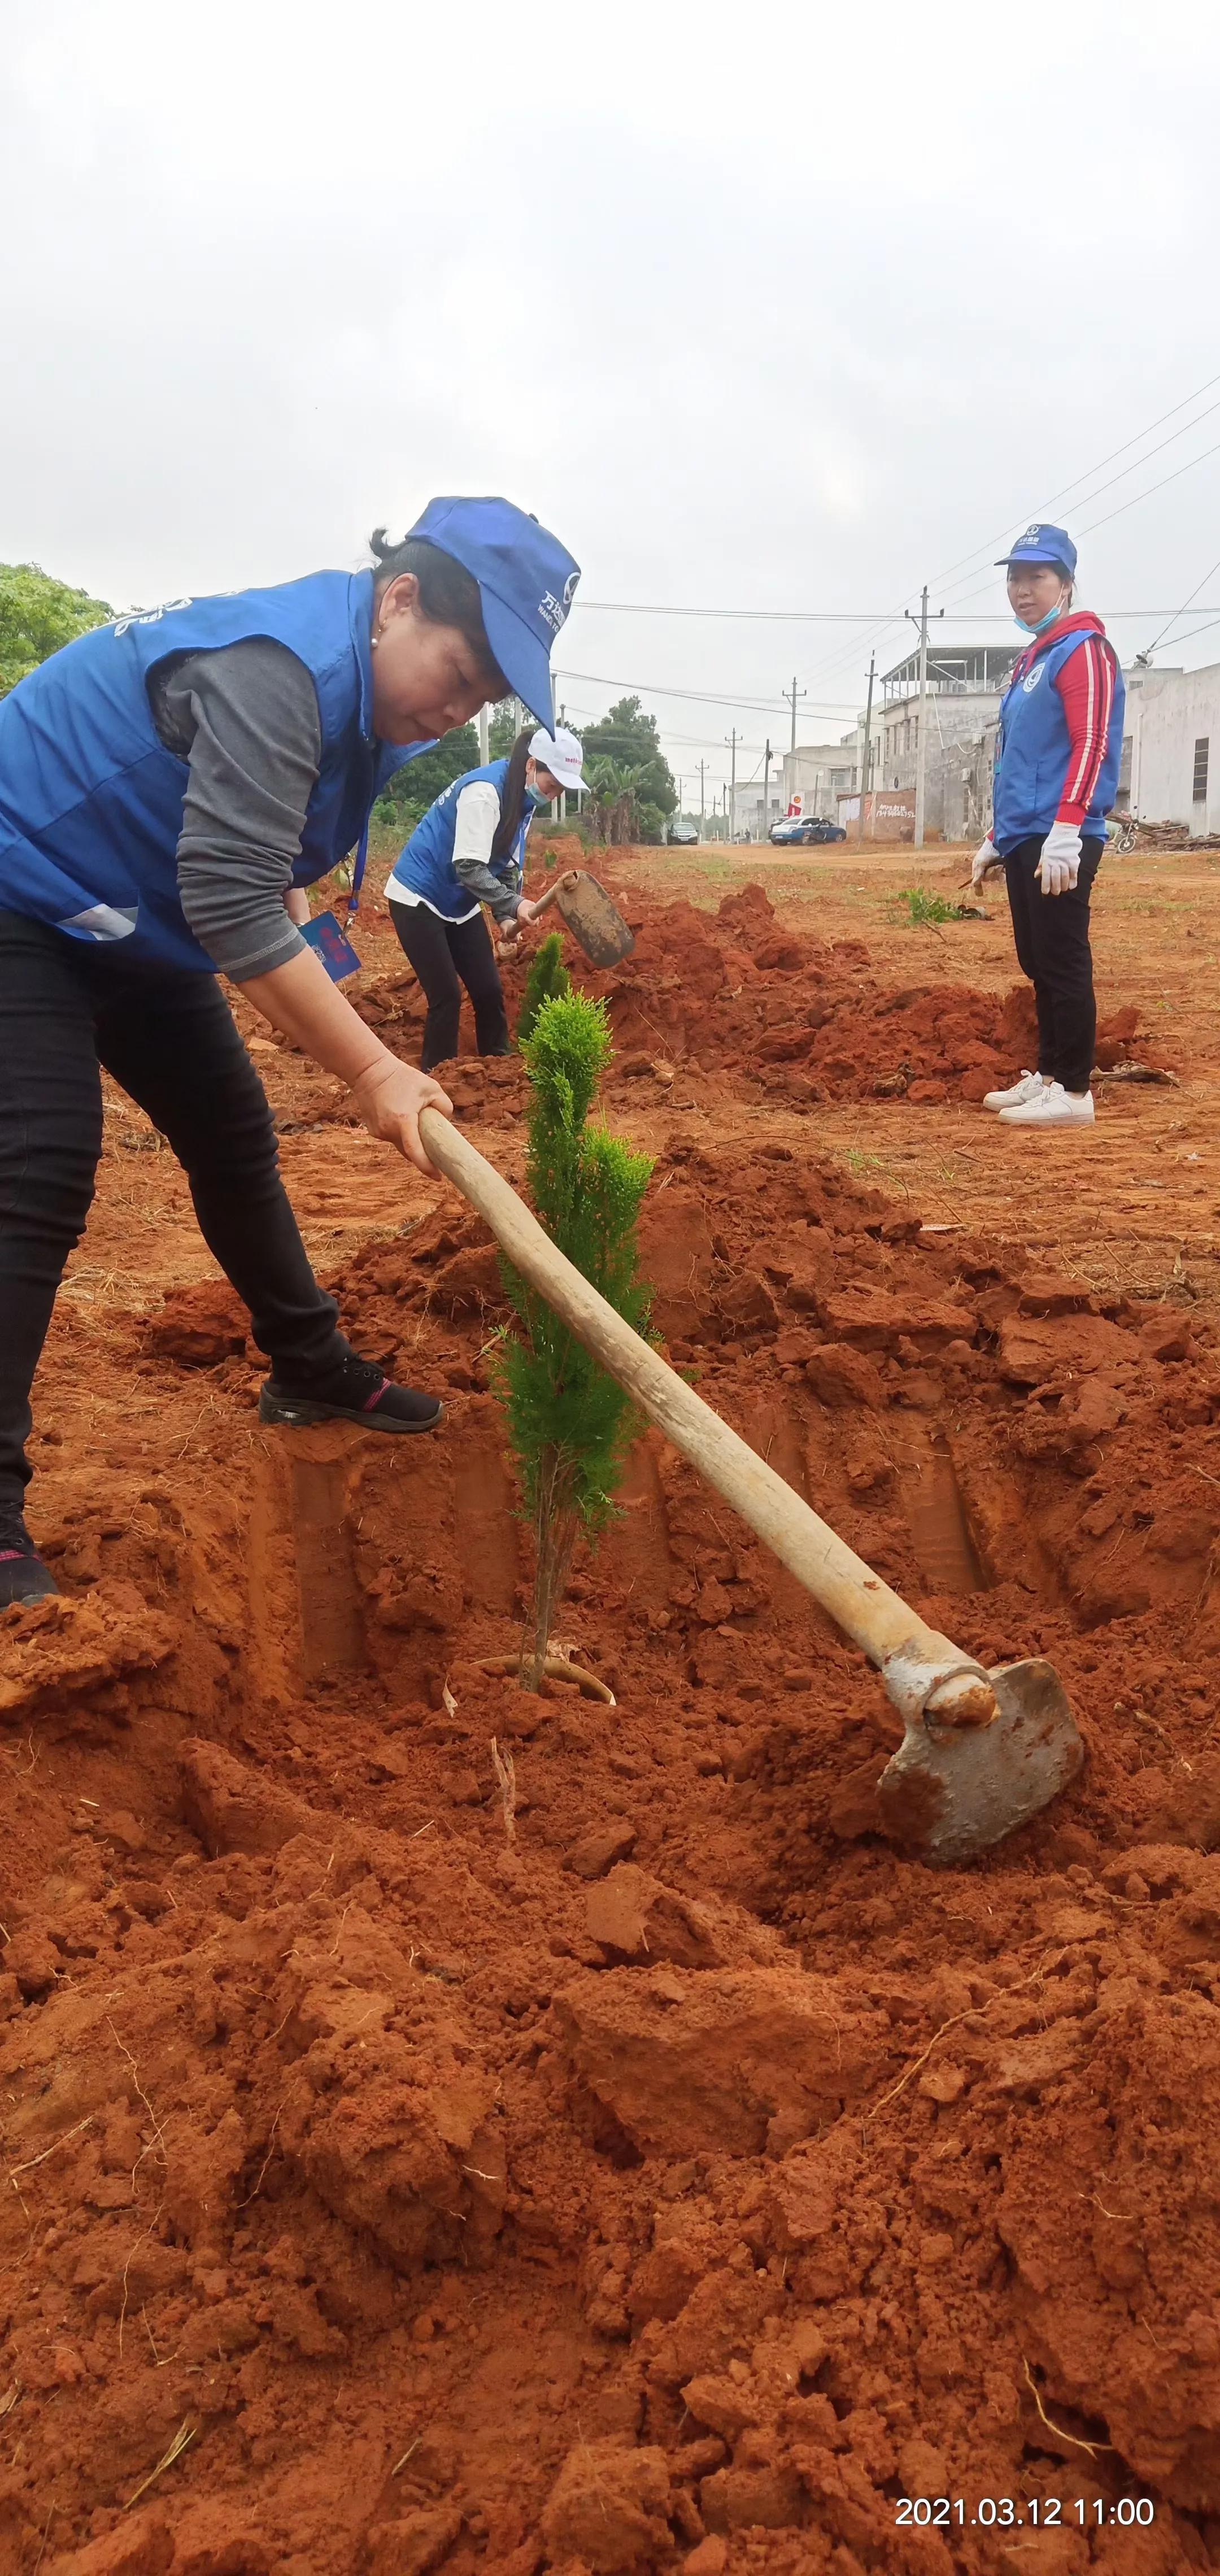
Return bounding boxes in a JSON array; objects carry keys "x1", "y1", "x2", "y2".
[
  {"x1": 769, "y1": 814, "x2": 847, "y2": 846},
  {"x1": 667, "y1": 817, "x2": 700, "y2": 845}
]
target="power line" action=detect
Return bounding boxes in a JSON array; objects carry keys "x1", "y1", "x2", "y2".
[
  {"x1": 1078, "y1": 434, "x2": 1220, "y2": 536},
  {"x1": 574, "y1": 598, "x2": 1220, "y2": 625},
  {"x1": 578, "y1": 600, "x2": 903, "y2": 623},
  {"x1": 1141, "y1": 553, "x2": 1220, "y2": 662},
  {"x1": 932, "y1": 436, "x2": 1220, "y2": 629},
  {"x1": 922, "y1": 367, "x2": 1220, "y2": 598},
  {"x1": 555, "y1": 666, "x2": 857, "y2": 716},
  {"x1": 790, "y1": 365, "x2": 1220, "y2": 699}
]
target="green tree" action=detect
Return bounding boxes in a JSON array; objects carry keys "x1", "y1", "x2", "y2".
[
  {"x1": 579, "y1": 697, "x2": 675, "y2": 841},
  {"x1": 489, "y1": 699, "x2": 520, "y2": 756},
  {"x1": 585, "y1": 756, "x2": 647, "y2": 845},
  {"x1": 0, "y1": 562, "x2": 112, "y2": 697},
  {"x1": 373, "y1": 723, "x2": 481, "y2": 834},
  {"x1": 517, "y1": 932, "x2": 571, "y2": 1043},
  {"x1": 495, "y1": 993, "x2": 653, "y2": 1688}
]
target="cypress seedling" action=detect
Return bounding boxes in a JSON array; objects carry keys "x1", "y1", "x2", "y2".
[
  {"x1": 517, "y1": 930, "x2": 571, "y2": 1043},
  {"x1": 495, "y1": 991, "x2": 652, "y2": 1688}
]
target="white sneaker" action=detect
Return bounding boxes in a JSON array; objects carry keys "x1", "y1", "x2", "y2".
[
  {"x1": 983, "y1": 1069, "x2": 1047, "y2": 1111},
  {"x1": 998, "y1": 1081, "x2": 1095, "y2": 1128}
]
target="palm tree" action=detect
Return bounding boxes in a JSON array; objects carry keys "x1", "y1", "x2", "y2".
[{"x1": 585, "y1": 757, "x2": 649, "y2": 846}]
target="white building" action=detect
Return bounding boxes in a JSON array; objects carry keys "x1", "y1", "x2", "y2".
[
  {"x1": 781, "y1": 737, "x2": 864, "y2": 820},
  {"x1": 1125, "y1": 662, "x2": 1220, "y2": 836},
  {"x1": 733, "y1": 774, "x2": 787, "y2": 839},
  {"x1": 877, "y1": 643, "x2": 1019, "y2": 809}
]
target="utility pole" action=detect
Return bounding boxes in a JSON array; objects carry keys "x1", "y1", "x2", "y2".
[
  {"x1": 908, "y1": 586, "x2": 945, "y2": 850},
  {"x1": 761, "y1": 738, "x2": 772, "y2": 843},
  {"x1": 856, "y1": 653, "x2": 876, "y2": 846},
  {"x1": 726, "y1": 729, "x2": 739, "y2": 843},
  {"x1": 698, "y1": 758, "x2": 707, "y2": 828},
  {"x1": 478, "y1": 705, "x2": 489, "y2": 763},
  {"x1": 786, "y1": 676, "x2": 807, "y2": 752}
]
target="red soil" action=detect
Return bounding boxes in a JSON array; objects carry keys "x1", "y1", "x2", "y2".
[
  {"x1": 1, "y1": 877, "x2": 1218, "y2": 2575},
  {"x1": 351, "y1": 876, "x2": 1162, "y2": 1113}
]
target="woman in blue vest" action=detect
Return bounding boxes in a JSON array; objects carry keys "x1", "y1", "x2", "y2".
[
  {"x1": 386, "y1": 723, "x2": 587, "y2": 1068},
  {"x1": 0, "y1": 497, "x2": 580, "y2": 1604},
  {"x1": 971, "y1": 522, "x2": 1125, "y2": 1130}
]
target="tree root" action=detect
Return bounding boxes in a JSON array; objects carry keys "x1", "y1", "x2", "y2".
[{"x1": 473, "y1": 1653, "x2": 616, "y2": 1705}]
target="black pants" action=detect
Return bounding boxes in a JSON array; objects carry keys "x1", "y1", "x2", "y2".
[
  {"x1": 1003, "y1": 834, "x2": 1103, "y2": 1094},
  {"x1": 388, "y1": 900, "x2": 509, "y2": 1072},
  {"x1": 0, "y1": 913, "x2": 351, "y2": 1520}
]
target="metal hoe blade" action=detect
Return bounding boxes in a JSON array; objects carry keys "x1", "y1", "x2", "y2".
[
  {"x1": 555, "y1": 872, "x2": 635, "y2": 968},
  {"x1": 874, "y1": 1658, "x2": 1085, "y2": 1863}
]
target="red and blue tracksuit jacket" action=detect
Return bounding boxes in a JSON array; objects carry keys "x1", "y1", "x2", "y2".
[{"x1": 992, "y1": 611, "x2": 1125, "y2": 855}]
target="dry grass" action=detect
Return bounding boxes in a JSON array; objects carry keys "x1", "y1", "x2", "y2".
[
  {"x1": 489, "y1": 1737, "x2": 517, "y2": 1843},
  {"x1": 124, "y1": 2418, "x2": 197, "y2": 2510}
]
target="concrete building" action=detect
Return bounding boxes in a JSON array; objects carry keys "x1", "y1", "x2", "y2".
[
  {"x1": 1125, "y1": 662, "x2": 1220, "y2": 836},
  {"x1": 781, "y1": 737, "x2": 862, "y2": 820},
  {"x1": 733, "y1": 774, "x2": 787, "y2": 839},
  {"x1": 877, "y1": 641, "x2": 1019, "y2": 836}
]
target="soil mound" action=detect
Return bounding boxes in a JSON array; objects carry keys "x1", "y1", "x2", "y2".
[{"x1": 353, "y1": 876, "x2": 1160, "y2": 1107}]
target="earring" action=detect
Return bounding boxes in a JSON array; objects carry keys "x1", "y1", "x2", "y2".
[{"x1": 371, "y1": 633, "x2": 380, "y2": 650}]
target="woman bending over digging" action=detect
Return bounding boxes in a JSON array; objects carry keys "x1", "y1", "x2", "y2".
[
  {"x1": 971, "y1": 521, "x2": 1125, "y2": 1130},
  {"x1": 386, "y1": 722, "x2": 587, "y2": 1071},
  {"x1": 0, "y1": 498, "x2": 580, "y2": 1605}
]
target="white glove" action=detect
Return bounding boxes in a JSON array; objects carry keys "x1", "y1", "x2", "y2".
[
  {"x1": 971, "y1": 838, "x2": 1003, "y2": 891},
  {"x1": 1036, "y1": 821, "x2": 1082, "y2": 897}
]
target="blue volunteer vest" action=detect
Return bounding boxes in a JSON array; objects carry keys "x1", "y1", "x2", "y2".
[
  {"x1": 992, "y1": 626, "x2": 1125, "y2": 853},
  {"x1": 0, "y1": 569, "x2": 429, "y2": 972},
  {"x1": 386, "y1": 759, "x2": 533, "y2": 922}
]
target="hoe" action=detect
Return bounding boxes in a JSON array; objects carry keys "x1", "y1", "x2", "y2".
[
  {"x1": 419, "y1": 1108, "x2": 1084, "y2": 1864},
  {"x1": 500, "y1": 869, "x2": 635, "y2": 969}
]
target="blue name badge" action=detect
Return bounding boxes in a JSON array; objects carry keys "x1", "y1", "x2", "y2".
[{"x1": 301, "y1": 912, "x2": 361, "y2": 982}]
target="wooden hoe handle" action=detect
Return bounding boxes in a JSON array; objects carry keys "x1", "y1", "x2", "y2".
[
  {"x1": 523, "y1": 869, "x2": 580, "y2": 923},
  {"x1": 418, "y1": 1108, "x2": 996, "y2": 1726}
]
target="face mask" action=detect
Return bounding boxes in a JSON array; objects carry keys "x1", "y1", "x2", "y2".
[
  {"x1": 1015, "y1": 591, "x2": 1069, "y2": 636},
  {"x1": 526, "y1": 782, "x2": 551, "y2": 807}
]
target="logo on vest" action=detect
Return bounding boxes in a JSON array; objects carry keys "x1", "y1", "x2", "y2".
[
  {"x1": 1022, "y1": 663, "x2": 1046, "y2": 695},
  {"x1": 111, "y1": 599, "x2": 193, "y2": 638}
]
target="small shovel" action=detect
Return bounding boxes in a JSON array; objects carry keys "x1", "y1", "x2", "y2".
[
  {"x1": 417, "y1": 1107, "x2": 1084, "y2": 1863},
  {"x1": 503, "y1": 869, "x2": 635, "y2": 969}
]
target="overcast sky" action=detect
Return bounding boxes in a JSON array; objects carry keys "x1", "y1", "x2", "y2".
[{"x1": 7, "y1": 0, "x2": 1220, "y2": 802}]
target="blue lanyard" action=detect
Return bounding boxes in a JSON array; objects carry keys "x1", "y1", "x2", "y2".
[{"x1": 348, "y1": 819, "x2": 370, "y2": 919}]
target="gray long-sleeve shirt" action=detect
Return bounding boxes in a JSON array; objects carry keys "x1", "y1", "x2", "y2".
[{"x1": 149, "y1": 637, "x2": 323, "y2": 979}]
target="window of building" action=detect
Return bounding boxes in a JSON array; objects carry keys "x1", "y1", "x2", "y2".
[{"x1": 1193, "y1": 737, "x2": 1210, "y2": 804}]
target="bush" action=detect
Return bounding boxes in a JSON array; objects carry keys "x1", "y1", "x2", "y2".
[
  {"x1": 495, "y1": 993, "x2": 652, "y2": 1686},
  {"x1": 896, "y1": 885, "x2": 972, "y2": 926},
  {"x1": 517, "y1": 932, "x2": 571, "y2": 1043}
]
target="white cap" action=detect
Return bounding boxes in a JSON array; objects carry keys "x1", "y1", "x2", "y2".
[{"x1": 529, "y1": 724, "x2": 587, "y2": 795}]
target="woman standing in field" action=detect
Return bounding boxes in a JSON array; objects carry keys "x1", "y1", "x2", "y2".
[
  {"x1": 0, "y1": 497, "x2": 579, "y2": 1604},
  {"x1": 386, "y1": 723, "x2": 587, "y2": 1069},
  {"x1": 973, "y1": 522, "x2": 1125, "y2": 1129}
]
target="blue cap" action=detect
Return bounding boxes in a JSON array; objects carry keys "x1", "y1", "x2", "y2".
[
  {"x1": 996, "y1": 521, "x2": 1077, "y2": 577},
  {"x1": 406, "y1": 495, "x2": 580, "y2": 730}
]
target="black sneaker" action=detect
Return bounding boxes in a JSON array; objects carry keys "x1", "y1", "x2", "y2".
[
  {"x1": 0, "y1": 1516, "x2": 59, "y2": 1609},
  {"x1": 259, "y1": 1356, "x2": 443, "y2": 1436}
]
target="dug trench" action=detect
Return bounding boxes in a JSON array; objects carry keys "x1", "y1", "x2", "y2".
[{"x1": 1, "y1": 881, "x2": 1219, "y2": 2574}]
